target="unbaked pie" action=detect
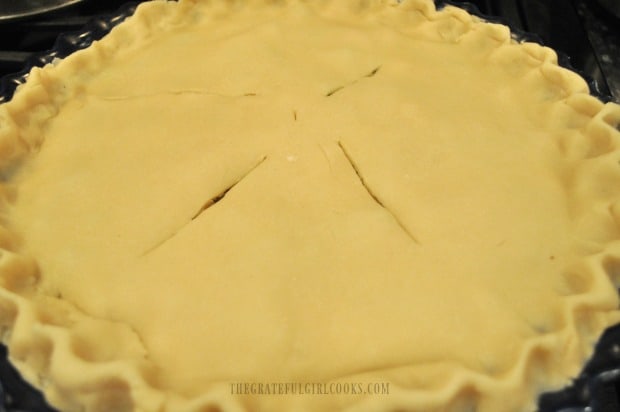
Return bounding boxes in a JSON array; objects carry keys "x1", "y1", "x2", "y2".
[{"x1": 0, "y1": 0, "x2": 620, "y2": 411}]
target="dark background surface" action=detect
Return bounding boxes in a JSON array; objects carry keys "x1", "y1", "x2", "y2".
[
  {"x1": 0, "y1": 0, "x2": 618, "y2": 102},
  {"x1": 0, "y1": 1, "x2": 619, "y2": 411},
  {"x1": 449, "y1": 0, "x2": 620, "y2": 103}
]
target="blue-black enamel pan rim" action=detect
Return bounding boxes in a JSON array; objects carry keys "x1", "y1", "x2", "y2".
[
  {"x1": 0, "y1": 1, "x2": 140, "y2": 104},
  {"x1": 0, "y1": 1, "x2": 619, "y2": 411}
]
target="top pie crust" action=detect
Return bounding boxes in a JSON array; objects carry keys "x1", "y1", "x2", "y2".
[{"x1": 1, "y1": 0, "x2": 620, "y2": 411}]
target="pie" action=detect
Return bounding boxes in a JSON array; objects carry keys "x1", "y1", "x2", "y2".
[{"x1": 1, "y1": 0, "x2": 620, "y2": 411}]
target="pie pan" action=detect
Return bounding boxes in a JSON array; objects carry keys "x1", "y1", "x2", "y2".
[
  {"x1": 0, "y1": 0, "x2": 86, "y2": 23},
  {"x1": 0, "y1": 1, "x2": 619, "y2": 411}
]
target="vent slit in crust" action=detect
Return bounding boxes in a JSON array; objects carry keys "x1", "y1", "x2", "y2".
[
  {"x1": 140, "y1": 156, "x2": 268, "y2": 256},
  {"x1": 325, "y1": 65, "x2": 382, "y2": 97},
  {"x1": 96, "y1": 90, "x2": 261, "y2": 101},
  {"x1": 190, "y1": 156, "x2": 268, "y2": 221},
  {"x1": 337, "y1": 140, "x2": 420, "y2": 244}
]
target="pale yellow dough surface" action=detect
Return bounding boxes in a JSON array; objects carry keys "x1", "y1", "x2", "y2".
[{"x1": 1, "y1": 1, "x2": 620, "y2": 411}]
